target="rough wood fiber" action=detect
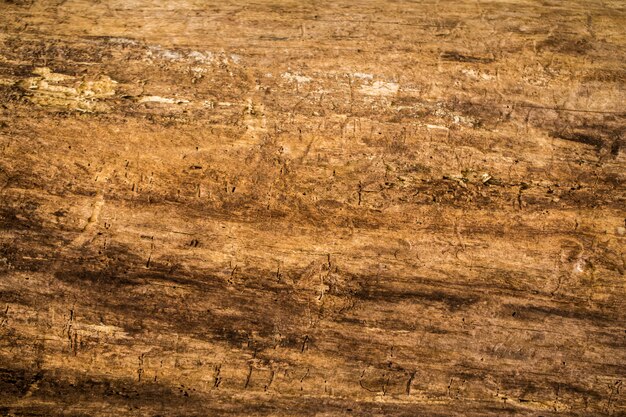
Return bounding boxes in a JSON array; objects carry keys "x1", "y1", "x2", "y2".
[{"x1": 0, "y1": 1, "x2": 625, "y2": 416}]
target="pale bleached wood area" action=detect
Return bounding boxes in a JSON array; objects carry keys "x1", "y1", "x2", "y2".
[{"x1": 0, "y1": 0, "x2": 625, "y2": 416}]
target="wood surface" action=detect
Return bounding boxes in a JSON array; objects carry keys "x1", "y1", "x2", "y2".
[{"x1": 0, "y1": 0, "x2": 625, "y2": 415}]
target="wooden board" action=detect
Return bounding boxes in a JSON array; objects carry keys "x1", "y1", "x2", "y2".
[{"x1": 0, "y1": 1, "x2": 625, "y2": 415}]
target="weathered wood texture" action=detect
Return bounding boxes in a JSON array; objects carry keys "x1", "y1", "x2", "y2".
[{"x1": 0, "y1": 0, "x2": 625, "y2": 415}]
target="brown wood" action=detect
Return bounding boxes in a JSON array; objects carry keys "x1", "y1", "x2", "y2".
[{"x1": 0, "y1": 1, "x2": 625, "y2": 415}]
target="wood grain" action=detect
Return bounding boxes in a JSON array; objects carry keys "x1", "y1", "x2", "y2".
[{"x1": 0, "y1": 0, "x2": 625, "y2": 415}]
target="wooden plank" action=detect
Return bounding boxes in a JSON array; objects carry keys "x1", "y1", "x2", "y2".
[{"x1": 0, "y1": 0, "x2": 624, "y2": 415}]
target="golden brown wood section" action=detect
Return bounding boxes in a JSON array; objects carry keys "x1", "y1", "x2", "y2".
[{"x1": 0, "y1": 0, "x2": 625, "y2": 415}]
